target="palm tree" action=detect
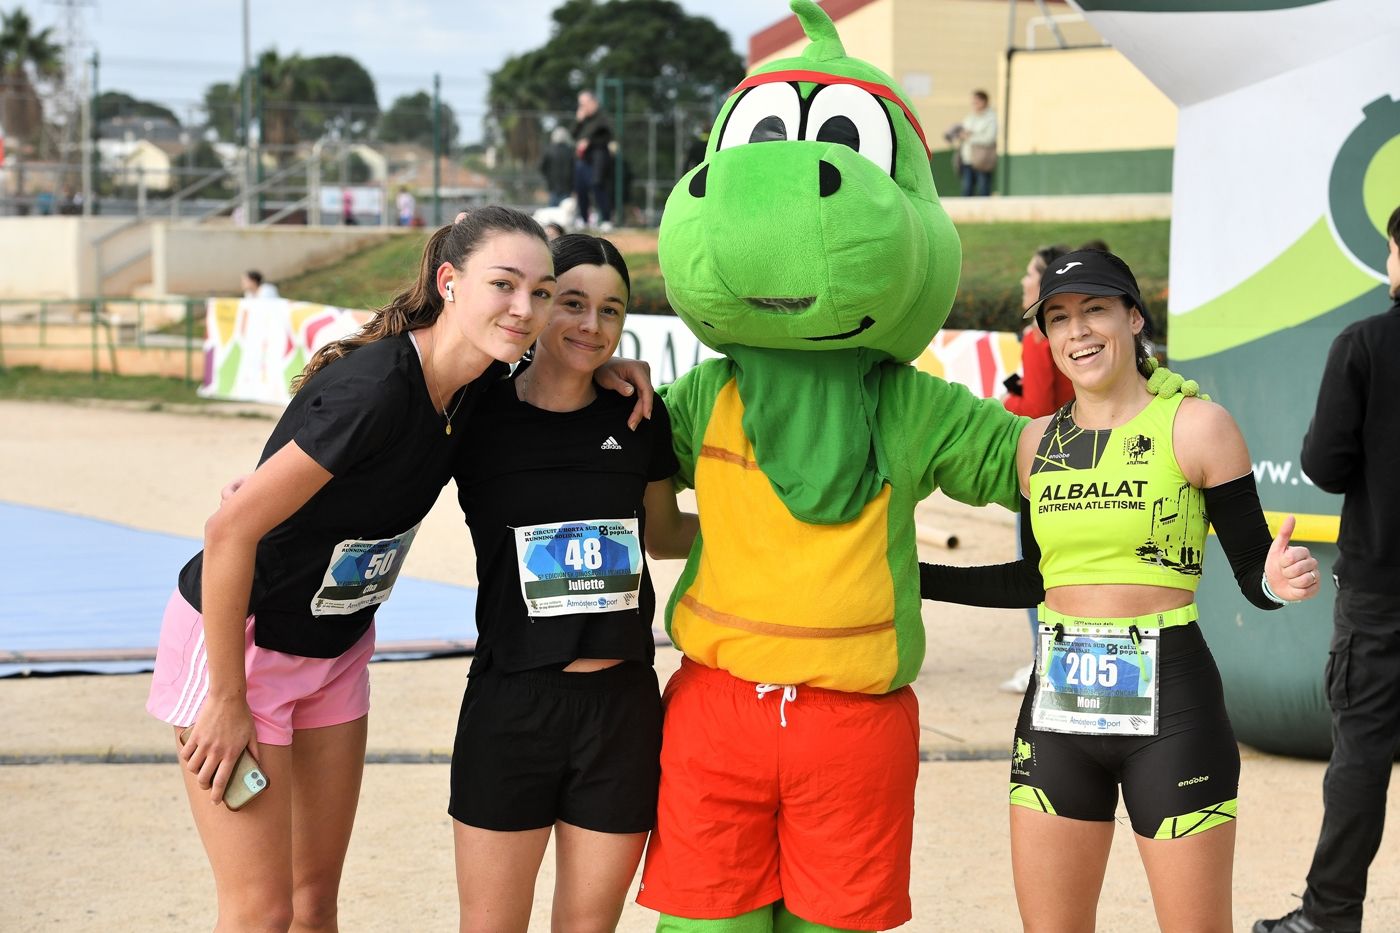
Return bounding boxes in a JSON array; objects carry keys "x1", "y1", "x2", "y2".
[
  {"x1": 0, "y1": 8, "x2": 63, "y2": 156},
  {"x1": 256, "y1": 50, "x2": 328, "y2": 161}
]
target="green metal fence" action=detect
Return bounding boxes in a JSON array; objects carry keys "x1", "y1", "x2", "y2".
[{"x1": 0, "y1": 298, "x2": 205, "y2": 385}]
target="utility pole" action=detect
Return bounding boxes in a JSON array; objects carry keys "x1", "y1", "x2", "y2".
[
  {"x1": 241, "y1": 0, "x2": 253, "y2": 224},
  {"x1": 432, "y1": 73, "x2": 442, "y2": 226},
  {"x1": 81, "y1": 50, "x2": 96, "y2": 217}
]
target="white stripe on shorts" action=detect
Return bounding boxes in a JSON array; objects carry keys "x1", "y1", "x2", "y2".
[{"x1": 167, "y1": 629, "x2": 208, "y2": 725}]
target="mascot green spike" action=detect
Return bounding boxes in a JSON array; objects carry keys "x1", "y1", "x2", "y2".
[{"x1": 636, "y1": 4, "x2": 1187, "y2": 930}]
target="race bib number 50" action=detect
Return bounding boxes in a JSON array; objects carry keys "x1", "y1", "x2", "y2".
[
  {"x1": 310, "y1": 524, "x2": 419, "y2": 616},
  {"x1": 514, "y1": 518, "x2": 643, "y2": 617}
]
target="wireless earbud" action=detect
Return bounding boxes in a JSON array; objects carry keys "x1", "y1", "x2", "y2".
[{"x1": 445, "y1": 282, "x2": 455, "y2": 302}]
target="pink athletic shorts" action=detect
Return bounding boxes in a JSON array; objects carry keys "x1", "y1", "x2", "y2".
[{"x1": 145, "y1": 590, "x2": 374, "y2": 746}]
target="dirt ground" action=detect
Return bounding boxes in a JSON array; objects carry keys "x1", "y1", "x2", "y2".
[{"x1": 0, "y1": 398, "x2": 1396, "y2": 932}]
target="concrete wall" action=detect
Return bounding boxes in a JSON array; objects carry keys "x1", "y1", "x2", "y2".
[
  {"x1": 151, "y1": 224, "x2": 402, "y2": 296},
  {"x1": 0, "y1": 217, "x2": 402, "y2": 300},
  {"x1": 1006, "y1": 46, "x2": 1177, "y2": 155},
  {"x1": 0, "y1": 218, "x2": 133, "y2": 299}
]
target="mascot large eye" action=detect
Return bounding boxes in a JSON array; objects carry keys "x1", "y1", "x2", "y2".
[
  {"x1": 718, "y1": 83, "x2": 802, "y2": 150},
  {"x1": 802, "y1": 84, "x2": 894, "y2": 176}
]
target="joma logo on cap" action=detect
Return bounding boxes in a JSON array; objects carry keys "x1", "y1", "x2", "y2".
[{"x1": 1055, "y1": 262, "x2": 1083, "y2": 275}]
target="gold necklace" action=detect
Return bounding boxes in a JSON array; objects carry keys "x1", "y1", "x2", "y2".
[{"x1": 424, "y1": 329, "x2": 466, "y2": 436}]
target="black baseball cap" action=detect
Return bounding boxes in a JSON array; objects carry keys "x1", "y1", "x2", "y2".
[{"x1": 1024, "y1": 249, "x2": 1150, "y2": 336}]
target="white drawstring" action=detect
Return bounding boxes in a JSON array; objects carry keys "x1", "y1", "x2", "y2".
[{"x1": 755, "y1": 683, "x2": 798, "y2": 727}]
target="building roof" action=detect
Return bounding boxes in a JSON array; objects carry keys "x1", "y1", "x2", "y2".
[{"x1": 748, "y1": 0, "x2": 1070, "y2": 65}]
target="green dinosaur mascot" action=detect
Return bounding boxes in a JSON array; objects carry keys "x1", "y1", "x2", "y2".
[{"x1": 635, "y1": 4, "x2": 1186, "y2": 931}]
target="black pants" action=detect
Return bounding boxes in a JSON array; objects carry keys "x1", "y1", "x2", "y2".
[{"x1": 1303, "y1": 585, "x2": 1400, "y2": 932}]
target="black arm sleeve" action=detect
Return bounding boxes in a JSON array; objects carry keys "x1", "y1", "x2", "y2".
[
  {"x1": 919, "y1": 497, "x2": 1045, "y2": 608},
  {"x1": 1203, "y1": 473, "x2": 1282, "y2": 611}
]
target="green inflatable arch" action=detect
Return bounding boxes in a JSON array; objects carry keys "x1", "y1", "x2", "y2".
[{"x1": 1179, "y1": 97, "x2": 1400, "y2": 758}]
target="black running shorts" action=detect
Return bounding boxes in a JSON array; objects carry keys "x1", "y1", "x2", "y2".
[
  {"x1": 1008, "y1": 622, "x2": 1240, "y2": 839},
  {"x1": 449, "y1": 660, "x2": 662, "y2": 833}
]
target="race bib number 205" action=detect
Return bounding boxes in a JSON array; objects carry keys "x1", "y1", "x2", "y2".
[{"x1": 1032, "y1": 624, "x2": 1160, "y2": 737}]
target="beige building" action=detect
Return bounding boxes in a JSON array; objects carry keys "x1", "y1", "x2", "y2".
[{"x1": 748, "y1": 0, "x2": 1177, "y2": 195}]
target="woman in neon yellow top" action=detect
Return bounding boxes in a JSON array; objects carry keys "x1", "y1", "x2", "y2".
[{"x1": 922, "y1": 248, "x2": 1322, "y2": 932}]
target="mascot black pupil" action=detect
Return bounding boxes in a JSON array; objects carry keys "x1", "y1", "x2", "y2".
[
  {"x1": 815, "y1": 115, "x2": 859, "y2": 150},
  {"x1": 750, "y1": 115, "x2": 789, "y2": 144}
]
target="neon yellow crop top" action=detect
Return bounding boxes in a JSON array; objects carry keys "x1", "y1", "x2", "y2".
[{"x1": 1029, "y1": 394, "x2": 1207, "y2": 591}]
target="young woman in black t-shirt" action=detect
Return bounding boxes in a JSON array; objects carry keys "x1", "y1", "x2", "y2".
[
  {"x1": 145, "y1": 209, "x2": 654, "y2": 931},
  {"x1": 451, "y1": 235, "x2": 696, "y2": 932}
]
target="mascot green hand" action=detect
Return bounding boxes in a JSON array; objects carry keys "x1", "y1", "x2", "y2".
[{"x1": 637, "y1": 4, "x2": 1188, "y2": 932}]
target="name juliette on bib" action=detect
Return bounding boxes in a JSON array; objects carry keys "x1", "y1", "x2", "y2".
[{"x1": 513, "y1": 517, "x2": 645, "y2": 618}]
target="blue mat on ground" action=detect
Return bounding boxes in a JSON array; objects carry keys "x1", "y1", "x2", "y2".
[{"x1": 0, "y1": 501, "x2": 479, "y2": 677}]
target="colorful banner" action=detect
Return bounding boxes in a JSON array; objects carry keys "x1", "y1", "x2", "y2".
[
  {"x1": 202, "y1": 301, "x2": 1022, "y2": 407},
  {"x1": 199, "y1": 298, "x2": 370, "y2": 404}
]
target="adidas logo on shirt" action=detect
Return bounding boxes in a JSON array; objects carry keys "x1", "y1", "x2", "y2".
[{"x1": 601, "y1": 436, "x2": 622, "y2": 451}]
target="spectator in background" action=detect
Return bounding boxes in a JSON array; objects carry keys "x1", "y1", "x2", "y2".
[
  {"x1": 573, "y1": 89, "x2": 613, "y2": 228},
  {"x1": 396, "y1": 187, "x2": 417, "y2": 227},
  {"x1": 1255, "y1": 205, "x2": 1400, "y2": 933},
  {"x1": 541, "y1": 126, "x2": 576, "y2": 208},
  {"x1": 956, "y1": 90, "x2": 998, "y2": 197},
  {"x1": 342, "y1": 188, "x2": 357, "y2": 226},
  {"x1": 241, "y1": 270, "x2": 279, "y2": 300}
]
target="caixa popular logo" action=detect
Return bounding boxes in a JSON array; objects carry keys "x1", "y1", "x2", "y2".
[{"x1": 1330, "y1": 95, "x2": 1400, "y2": 278}]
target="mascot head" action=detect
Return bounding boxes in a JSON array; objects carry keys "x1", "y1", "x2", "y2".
[{"x1": 658, "y1": 0, "x2": 961, "y2": 363}]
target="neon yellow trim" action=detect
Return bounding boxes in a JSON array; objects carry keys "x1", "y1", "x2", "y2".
[
  {"x1": 1169, "y1": 218, "x2": 1380, "y2": 361},
  {"x1": 1208, "y1": 511, "x2": 1339, "y2": 544},
  {"x1": 1009, "y1": 782, "x2": 1057, "y2": 815},
  {"x1": 1152, "y1": 798, "x2": 1237, "y2": 840},
  {"x1": 1038, "y1": 603, "x2": 1197, "y2": 630},
  {"x1": 1263, "y1": 511, "x2": 1339, "y2": 544}
]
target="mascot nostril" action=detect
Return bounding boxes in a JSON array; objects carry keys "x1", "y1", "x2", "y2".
[
  {"x1": 819, "y1": 160, "x2": 841, "y2": 197},
  {"x1": 689, "y1": 164, "x2": 709, "y2": 199}
]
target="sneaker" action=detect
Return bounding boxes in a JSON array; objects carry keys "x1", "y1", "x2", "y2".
[
  {"x1": 999, "y1": 662, "x2": 1033, "y2": 694},
  {"x1": 1252, "y1": 907, "x2": 1344, "y2": 933}
]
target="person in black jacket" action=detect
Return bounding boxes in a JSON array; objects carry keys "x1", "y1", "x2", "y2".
[
  {"x1": 540, "y1": 126, "x2": 576, "y2": 207},
  {"x1": 1255, "y1": 204, "x2": 1400, "y2": 933},
  {"x1": 572, "y1": 89, "x2": 613, "y2": 227}
]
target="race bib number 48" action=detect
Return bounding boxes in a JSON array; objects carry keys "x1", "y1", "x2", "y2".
[
  {"x1": 514, "y1": 518, "x2": 643, "y2": 617},
  {"x1": 310, "y1": 525, "x2": 419, "y2": 616}
]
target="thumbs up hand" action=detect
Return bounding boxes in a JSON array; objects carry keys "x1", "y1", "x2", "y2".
[{"x1": 1265, "y1": 515, "x2": 1323, "y2": 602}]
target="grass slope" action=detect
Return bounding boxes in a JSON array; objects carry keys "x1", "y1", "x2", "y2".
[{"x1": 280, "y1": 219, "x2": 1170, "y2": 336}]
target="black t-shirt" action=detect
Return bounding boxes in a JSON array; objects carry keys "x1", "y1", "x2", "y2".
[
  {"x1": 455, "y1": 375, "x2": 679, "y2": 674},
  {"x1": 177, "y1": 333, "x2": 509, "y2": 658}
]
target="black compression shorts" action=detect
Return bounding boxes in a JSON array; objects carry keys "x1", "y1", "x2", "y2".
[
  {"x1": 1008, "y1": 622, "x2": 1240, "y2": 839},
  {"x1": 449, "y1": 660, "x2": 662, "y2": 833}
]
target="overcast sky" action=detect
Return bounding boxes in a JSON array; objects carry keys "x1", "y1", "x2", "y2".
[{"x1": 11, "y1": 0, "x2": 786, "y2": 141}]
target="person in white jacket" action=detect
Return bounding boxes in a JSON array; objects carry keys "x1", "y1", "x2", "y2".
[{"x1": 957, "y1": 90, "x2": 998, "y2": 197}]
